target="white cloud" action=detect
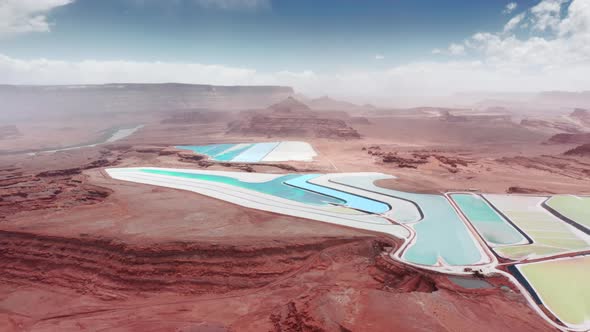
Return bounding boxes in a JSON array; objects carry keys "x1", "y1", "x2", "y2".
[
  {"x1": 0, "y1": 55, "x2": 259, "y2": 86},
  {"x1": 439, "y1": 0, "x2": 589, "y2": 70},
  {"x1": 558, "y1": 0, "x2": 589, "y2": 36},
  {"x1": 448, "y1": 43, "x2": 466, "y2": 55},
  {"x1": 0, "y1": 0, "x2": 73, "y2": 36},
  {"x1": 193, "y1": 0, "x2": 270, "y2": 10},
  {"x1": 503, "y1": 12, "x2": 526, "y2": 32},
  {"x1": 530, "y1": 0, "x2": 569, "y2": 31},
  {"x1": 374, "y1": 54, "x2": 385, "y2": 60},
  {"x1": 431, "y1": 44, "x2": 465, "y2": 56},
  {"x1": 503, "y1": 2, "x2": 518, "y2": 14},
  {"x1": 129, "y1": 0, "x2": 270, "y2": 10},
  {"x1": 0, "y1": 0, "x2": 588, "y2": 104}
]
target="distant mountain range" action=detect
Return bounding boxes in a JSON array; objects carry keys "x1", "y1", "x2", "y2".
[
  {"x1": 296, "y1": 95, "x2": 377, "y2": 111},
  {"x1": 4, "y1": 82, "x2": 588, "y2": 122},
  {"x1": 456, "y1": 91, "x2": 590, "y2": 112},
  {"x1": 0, "y1": 83, "x2": 294, "y2": 121},
  {"x1": 227, "y1": 96, "x2": 362, "y2": 139}
]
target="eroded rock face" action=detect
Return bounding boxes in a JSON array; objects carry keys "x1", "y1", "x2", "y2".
[
  {"x1": 439, "y1": 110, "x2": 511, "y2": 123},
  {"x1": 0, "y1": 231, "x2": 359, "y2": 296},
  {"x1": 564, "y1": 143, "x2": 590, "y2": 157},
  {"x1": 230, "y1": 116, "x2": 361, "y2": 139},
  {"x1": 0, "y1": 174, "x2": 112, "y2": 220},
  {"x1": 546, "y1": 132, "x2": 590, "y2": 144},
  {"x1": 0, "y1": 158, "x2": 115, "y2": 220},
  {"x1": 227, "y1": 97, "x2": 361, "y2": 139},
  {"x1": 177, "y1": 151, "x2": 207, "y2": 162},
  {"x1": 268, "y1": 96, "x2": 311, "y2": 113},
  {"x1": 496, "y1": 155, "x2": 590, "y2": 179},
  {"x1": 571, "y1": 108, "x2": 590, "y2": 126},
  {"x1": 521, "y1": 119, "x2": 582, "y2": 134},
  {"x1": 381, "y1": 153, "x2": 427, "y2": 169},
  {"x1": 0, "y1": 234, "x2": 552, "y2": 331},
  {"x1": 366, "y1": 146, "x2": 470, "y2": 173},
  {"x1": 507, "y1": 187, "x2": 551, "y2": 194},
  {"x1": 370, "y1": 255, "x2": 438, "y2": 293}
]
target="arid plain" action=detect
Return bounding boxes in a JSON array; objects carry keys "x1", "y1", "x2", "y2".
[{"x1": 1, "y1": 84, "x2": 589, "y2": 331}]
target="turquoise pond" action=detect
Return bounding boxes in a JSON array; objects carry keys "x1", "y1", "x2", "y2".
[
  {"x1": 232, "y1": 142, "x2": 279, "y2": 162},
  {"x1": 331, "y1": 176, "x2": 483, "y2": 266},
  {"x1": 451, "y1": 194, "x2": 527, "y2": 246},
  {"x1": 139, "y1": 169, "x2": 389, "y2": 214},
  {"x1": 285, "y1": 174, "x2": 389, "y2": 213},
  {"x1": 177, "y1": 144, "x2": 236, "y2": 156},
  {"x1": 176, "y1": 142, "x2": 279, "y2": 163},
  {"x1": 215, "y1": 144, "x2": 254, "y2": 161}
]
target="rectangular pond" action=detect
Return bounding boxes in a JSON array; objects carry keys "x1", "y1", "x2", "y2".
[
  {"x1": 262, "y1": 141, "x2": 317, "y2": 162},
  {"x1": 285, "y1": 174, "x2": 390, "y2": 214},
  {"x1": 451, "y1": 193, "x2": 528, "y2": 246},
  {"x1": 231, "y1": 142, "x2": 279, "y2": 162},
  {"x1": 176, "y1": 141, "x2": 316, "y2": 163},
  {"x1": 515, "y1": 255, "x2": 590, "y2": 330},
  {"x1": 484, "y1": 195, "x2": 590, "y2": 260},
  {"x1": 331, "y1": 174, "x2": 484, "y2": 267},
  {"x1": 544, "y1": 195, "x2": 590, "y2": 231}
]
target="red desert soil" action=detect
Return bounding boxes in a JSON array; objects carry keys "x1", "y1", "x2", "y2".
[
  {"x1": 0, "y1": 148, "x2": 556, "y2": 331},
  {"x1": 3, "y1": 102, "x2": 589, "y2": 331}
]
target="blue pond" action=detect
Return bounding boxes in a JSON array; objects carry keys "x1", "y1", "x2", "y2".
[
  {"x1": 177, "y1": 144, "x2": 236, "y2": 156},
  {"x1": 139, "y1": 169, "x2": 390, "y2": 214},
  {"x1": 285, "y1": 174, "x2": 390, "y2": 214},
  {"x1": 451, "y1": 194, "x2": 527, "y2": 246},
  {"x1": 176, "y1": 142, "x2": 280, "y2": 163},
  {"x1": 140, "y1": 169, "x2": 342, "y2": 206},
  {"x1": 331, "y1": 176, "x2": 483, "y2": 266},
  {"x1": 215, "y1": 144, "x2": 254, "y2": 161}
]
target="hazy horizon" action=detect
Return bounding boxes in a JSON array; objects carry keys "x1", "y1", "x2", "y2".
[{"x1": 3, "y1": 82, "x2": 590, "y2": 110}]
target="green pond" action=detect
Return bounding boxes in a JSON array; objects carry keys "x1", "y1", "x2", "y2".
[{"x1": 451, "y1": 194, "x2": 527, "y2": 246}]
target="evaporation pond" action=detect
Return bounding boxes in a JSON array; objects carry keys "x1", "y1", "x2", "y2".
[
  {"x1": 285, "y1": 174, "x2": 389, "y2": 214},
  {"x1": 331, "y1": 175, "x2": 483, "y2": 266},
  {"x1": 545, "y1": 195, "x2": 590, "y2": 230},
  {"x1": 516, "y1": 256, "x2": 590, "y2": 328},
  {"x1": 139, "y1": 169, "x2": 344, "y2": 206},
  {"x1": 452, "y1": 194, "x2": 527, "y2": 246}
]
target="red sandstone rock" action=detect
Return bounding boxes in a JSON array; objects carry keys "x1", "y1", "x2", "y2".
[
  {"x1": 521, "y1": 119, "x2": 581, "y2": 133},
  {"x1": 571, "y1": 108, "x2": 590, "y2": 126},
  {"x1": 227, "y1": 97, "x2": 361, "y2": 139},
  {"x1": 507, "y1": 186, "x2": 551, "y2": 194},
  {"x1": 546, "y1": 132, "x2": 590, "y2": 144},
  {"x1": 564, "y1": 143, "x2": 590, "y2": 156}
]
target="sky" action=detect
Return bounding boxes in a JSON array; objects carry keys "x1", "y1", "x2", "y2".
[{"x1": 0, "y1": 0, "x2": 589, "y2": 103}]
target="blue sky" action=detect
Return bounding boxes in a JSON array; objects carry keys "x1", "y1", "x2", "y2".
[
  {"x1": 2, "y1": 0, "x2": 536, "y2": 70},
  {"x1": 0, "y1": 0, "x2": 587, "y2": 103}
]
